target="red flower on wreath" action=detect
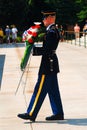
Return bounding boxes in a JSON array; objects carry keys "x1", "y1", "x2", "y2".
[
  {"x1": 22, "y1": 24, "x2": 41, "y2": 44},
  {"x1": 32, "y1": 32, "x2": 37, "y2": 37},
  {"x1": 28, "y1": 38, "x2": 33, "y2": 43}
]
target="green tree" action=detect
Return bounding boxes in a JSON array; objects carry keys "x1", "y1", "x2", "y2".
[
  {"x1": 28, "y1": 0, "x2": 80, "y2": 26},
  {"x1": 0, "y1": 0, "x2": 29, "y2": 30},
  {"x1": 27, "y1": 0, "x2": 53, "y2": 24},
  {"x1": 76, "y1": 0, "x2": 87, "y2": 22},
  {"x1": 0, "y1": 0, "x2": 87, "y2": 31}
]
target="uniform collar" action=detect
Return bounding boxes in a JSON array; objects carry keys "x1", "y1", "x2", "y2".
[{"x1": 46, "y1": 23, "x2": 55, "y2": 31}]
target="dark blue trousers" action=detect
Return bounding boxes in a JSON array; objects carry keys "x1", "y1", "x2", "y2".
[{"x1": 27, "y1": 74, "x2": 64, "y2": 119}]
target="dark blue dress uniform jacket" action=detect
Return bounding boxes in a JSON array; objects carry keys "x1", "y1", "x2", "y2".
[{"x1": 37, "y1": 24, "x2": 60, "y2": 75}]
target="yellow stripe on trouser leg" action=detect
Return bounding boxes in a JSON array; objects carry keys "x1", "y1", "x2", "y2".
[{"x1": 29, "y1": 74, "x2": 45, "y2": 116}]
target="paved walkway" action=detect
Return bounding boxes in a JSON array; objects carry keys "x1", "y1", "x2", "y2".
[{"x1": 0, "y1": 42, "x2": 87, "y2": 130}]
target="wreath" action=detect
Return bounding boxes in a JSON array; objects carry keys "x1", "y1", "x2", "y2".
[{"x1": 20, "y1": 23, "x2": 45, "y2": 70}]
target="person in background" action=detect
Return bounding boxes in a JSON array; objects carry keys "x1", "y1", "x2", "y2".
[
  {"x1": 56, "y1": 24, "x2": 64, "y2": 42},
  {"x1": 11, "y1": 25, "x2": 18, "y2": 43},
  {"x1": 74, "y1": 23, "x2": 80, "y2": 38},
  {"x1": 5, "y1": 25, "x2": 11, "y2": 43},
  {"x1": 17, "y1": 9, "x2": 64, "y2": 122},
  {"x1": 0, "y1": 27, "x2": 4, "y2": 44},
  {"x1": 83, "y1": 25, "x2": 87, "y2": 36},
  {"x1": 83, "y1": 20, "x2": 87, "y2": 36},
  {"x1": 60, "y1": 25, "x2": 64, "y2": 42},
  {"x1": 56, "y1": 24, "x2": 59, "y2": 30}
]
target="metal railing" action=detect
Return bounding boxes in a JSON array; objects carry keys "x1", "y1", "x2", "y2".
[{"x1": 64, "y1": 31, "x2": 87, "y2": 48}]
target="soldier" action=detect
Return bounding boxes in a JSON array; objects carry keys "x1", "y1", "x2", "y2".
[{"x1": 17, "y1": 9, "x2": 64, "y2": 122}]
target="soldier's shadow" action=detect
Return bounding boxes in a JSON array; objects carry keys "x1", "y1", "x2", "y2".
[
  {"x1": 63, "y1": 118, "x2": 87, "y2": 126},
  {"x1": 25, "y1": 118, "x2": 87, "y2": 126}
]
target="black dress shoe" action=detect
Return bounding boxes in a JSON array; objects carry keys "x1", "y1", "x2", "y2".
[
  {"x1": 17, "y1": 113, "x2": 35, "y2": 122},
  {"x1": 46, "y1": 114, "x2": 64, "y2": 121}
]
